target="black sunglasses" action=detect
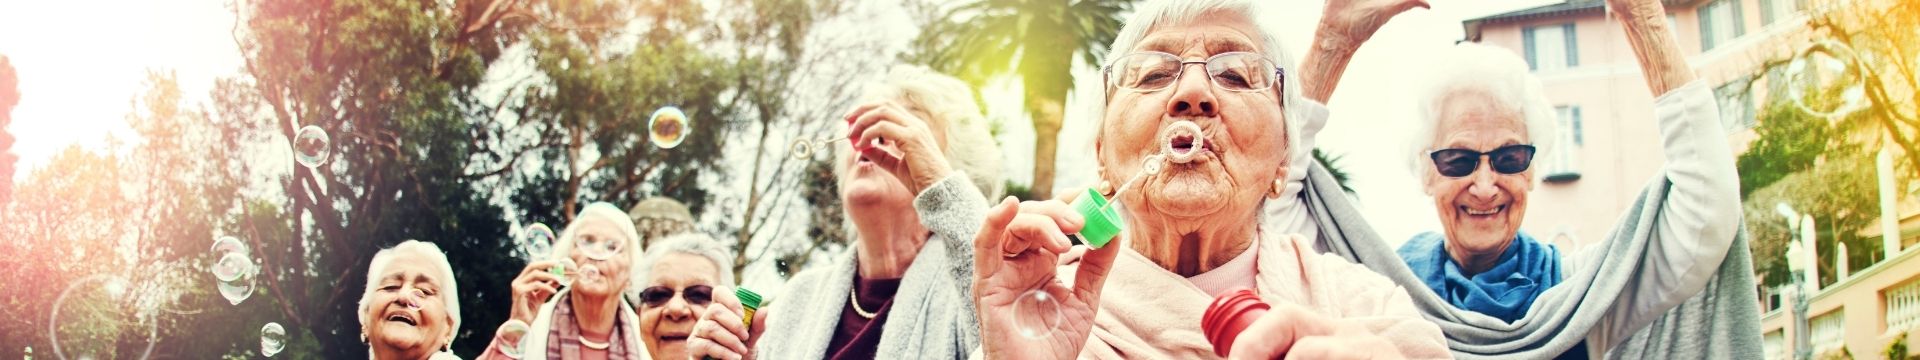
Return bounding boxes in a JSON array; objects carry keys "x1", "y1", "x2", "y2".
[
  {"x1": 1428, "y1": 145, "x2": 1537, "y2": 178},
  {"x1": 637, "y1": 285, "x2": 713, "y2": 307}
]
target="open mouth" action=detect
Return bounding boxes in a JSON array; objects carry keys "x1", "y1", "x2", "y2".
[
  {"x1": 1170, "y1": 134, "x2": 1197, "y2": 155},
  {"x1": 386, "y1": 313, "x2": 418, "y2": 327},
  {"x1": 1461, "y1": 205, "x2": 1505, "y2": 217}
]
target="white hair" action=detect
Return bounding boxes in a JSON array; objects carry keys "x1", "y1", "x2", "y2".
[
  {"x1": 1084, "y1": 0, "x2": 1306, "y2": 175},
  {"x1": 837, "y1": 65, "x2": 1006, "y2": 200},
  {"x1": 358, "y1": 240, "x2": 461, "y2": 349},
  {"x1": 553, "y1": 201, "x2": 645, "y2": 262},
  {"x1": 632, "y1": 232, "x2": 736, "y2": 291},
  {"x1": 1406, "y1": 43, "x2": 1558, "y2": 185}
]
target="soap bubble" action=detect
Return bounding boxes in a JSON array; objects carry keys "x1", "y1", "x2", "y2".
[
  {"x1": 1011, "y1": 289, "x2": 1064, "y2": 339},
  {"x1": 1786, "y1": 41, "x2": 1867, "y2": 120},
  {"x1": 293, "y1": 125, "x2": 331, "y2": 169},
  {"x1": 789, "y1": 140, "x2": 816, "y2": 159},
  {"x1": 554, "y1": 258, "x2": 579, "y2": 287},
  {"x1": 578, "y1": 231, "x2": 625, "y2": 261},
  {"x1": 50, "y1": 275, "x2": 157, "y2": 360},
  {"x1": 497, "y1": 320, "x2": 532, "y2": 358},
  {"x1": 518, "y1": 223, "x2": 555, "y2": 260},
  {"x1": 649, "y1": 107, "x2": 690, "y2": 149},
  {"x1": 260, "y1": 322, "x2": 287, "y2": 357},
  {"x1": 210, "y1": 236, "x2": 257, "y2": 305}
]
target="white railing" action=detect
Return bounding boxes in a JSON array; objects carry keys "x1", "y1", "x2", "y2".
[
  {"x1": 1886, "y1": 280, "x2": 1920, "y2": 334},
  {"x1": 1764, "y1": 330, "x2": 1787, "y2": 360},
  {"x1": 1812, "y1": 310, "x2": 1847, "y2": 353}
]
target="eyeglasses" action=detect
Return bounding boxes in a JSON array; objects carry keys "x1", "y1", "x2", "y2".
[
  {"x1": 1428, "y1": 145, "x2": 1537, "y2": 177},
  {"x1": 637, "y1": 285, "x2": 713, "y2": 307},
  {"x1": 1103, "y1": 51, "x2": 1284, "y2": 95}
]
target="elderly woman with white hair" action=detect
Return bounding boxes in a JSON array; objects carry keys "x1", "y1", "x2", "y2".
[
  {"x1": 360, "y1": 240, "x2": 462, "y2": 360},
  {"x1": 1378, "y1": 0, "x2": 1746, "y2": 357},
  {"x1": 687, "y1": 65, "x2": 1000, "y2": 359},
  {"x1": 480, "y1": 202, "x2": 647, "y2": 360},
  {"x1": 631, "y1": 232, "x2": 735, "y2": 360},
  {"x1": 970, "y1": 0, "x2": 1449, "y2": 358}
]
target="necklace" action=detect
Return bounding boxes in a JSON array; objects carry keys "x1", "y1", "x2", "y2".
[
  {"x1": 580, "y1": 336, "x2": 610, "y2": 350},
  {"x1": 849, "y1": 287, "x2": 879, "y2": 319}
]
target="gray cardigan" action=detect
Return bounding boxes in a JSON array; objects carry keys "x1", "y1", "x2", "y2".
[{"x1": 754, "y1": 174, "x2": 986, "y2": 360}]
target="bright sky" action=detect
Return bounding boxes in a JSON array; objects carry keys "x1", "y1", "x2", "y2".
[{"x1": 0, "y1": 0, "x2": 1551, "y2": 249}]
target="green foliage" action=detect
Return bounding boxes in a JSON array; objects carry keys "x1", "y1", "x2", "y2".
[
  {"x1": 1887, "y1": 333, "x2": 1907, "y2": 360},
  {"x1": 1314, "y1": 148, "x2": 1356, "y2": 196}
]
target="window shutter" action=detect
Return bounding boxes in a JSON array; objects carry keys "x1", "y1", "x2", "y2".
[
  {"x1": 1523, "y1": 27, "x2": 1538, "y2": 70},
  {"x1": 1700, "y1": 5, "x2": 1716, "y2": 51},
  {"x1": 1564, "y1": 23, "x2": 1579, "y2": 67},
  {"x1": 1732, "y1": 0, "x2": 1747, "y2": 36},
  {"x1": 1761, "y1": 0, "x2": 1776, "y2": 25},
  {"x1": 1571, "y1": 107, "x2": 1583, "y2": 145}
]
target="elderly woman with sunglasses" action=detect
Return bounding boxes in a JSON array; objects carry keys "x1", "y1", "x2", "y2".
[
  {"x1": 1389, "y1": 1, "x2": 1741, "y2": 357},
  {"x1": 632, "y1": 233, "x2": 737, "y2": 360},
  {"x1": 686, "y1": 65, "x2": 1001, "y2": 360},
  {"x1": 481, "y1": 202, "x2": 647, "y2": 360}
]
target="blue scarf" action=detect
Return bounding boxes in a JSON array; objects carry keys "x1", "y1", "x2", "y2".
[{"x1": 1398, "y1": 230, "x2": 1564, "y2": 323}]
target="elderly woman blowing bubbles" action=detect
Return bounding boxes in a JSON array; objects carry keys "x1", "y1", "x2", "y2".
[
  {"x1": 359, "y1": 240, "x2": 463, "y2": 360},
  {"x1": 481, "y1": 203, "x2": 646, "y2": 360},
  {"x1": 684, "y1": 65, "x2": 1001, "y2": 359},
  {"x1": 970, "y1": 0, "x2": 1449, "y2": 358},
  {"x1": 1392, "y1": 0, "x2": 1742, "y2": 357}
]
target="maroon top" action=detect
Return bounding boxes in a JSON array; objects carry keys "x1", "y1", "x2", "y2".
[{"x1": 825, "y1": 275, "x2": 902, "y2": 360}]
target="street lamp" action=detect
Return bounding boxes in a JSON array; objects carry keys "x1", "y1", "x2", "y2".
[{"x1": 1782, "y1": 203, "x2": 1813, "y2": 360}]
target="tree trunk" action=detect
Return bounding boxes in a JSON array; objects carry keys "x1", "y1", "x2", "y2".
[{"x1": 1029, "y1": 96, "x2": 1064, "y2": 200}]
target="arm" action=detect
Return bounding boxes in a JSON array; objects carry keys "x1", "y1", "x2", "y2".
[
  {"x1": 1299, "y1": 0, "x2": 1430, "y2": 103},
  {"x1": 1589, "y1": 0, "x2": 1741, "y2": 349},
  {"x1": 913, "y1": 173, "x2": 992, "y2": 351}
]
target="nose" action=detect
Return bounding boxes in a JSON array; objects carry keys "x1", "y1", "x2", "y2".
[
  {"x1": 1166, "y1": 63, "x2": 1217, "y2": 118},
  {"x1": 662, "y1": 296, "x2": 694, "y2": 321},
  {"x1": 1466, "y1": 158, "x2": 1501, "y2": 200},
  {"x1": 395, "y1": 290, "x2": 421, "y2": 309}
]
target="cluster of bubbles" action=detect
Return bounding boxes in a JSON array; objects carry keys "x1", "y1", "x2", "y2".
[
  {"x1": 260, "y1": 322, "x2": 288, "y2": 357},
  {"x1": 1785, "y1": 41, "x2": 1869, "y2": 121},
  {"x1": 517, "y1": 223, "x2": 574, "y2": 287},
  {"x1": 211, "y1": 236, "x2": 259, "y2": 305}
]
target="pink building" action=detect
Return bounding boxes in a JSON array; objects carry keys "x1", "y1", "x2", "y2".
[{"x1": 1462, "y1": 0, "x2": 1808, "y2": 254}]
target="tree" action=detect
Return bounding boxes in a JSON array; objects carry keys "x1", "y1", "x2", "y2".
[
  {"x1": 0, "y1": 54, "x2": 17, "y2": 204},
  {"x1": 909, "y1": 0, "x2": 1133, "y2": 200}
]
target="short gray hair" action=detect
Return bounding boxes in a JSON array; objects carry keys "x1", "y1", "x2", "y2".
[
  {"x1": 358, "y1": 240, "x2": 461, "y2": 346},
  {"x1": 836, "y1": 65, "x2": 1005, "y2": 200},
  {"x1": 633, "y1": 232, "x2": 736, "y2": 289},
  {"x1": 1084, "y1": 0, "x2": 1306, "y2": 173},
  {"x1": 1407, "y1": 43, "x2": 1557, "y2": 184}
]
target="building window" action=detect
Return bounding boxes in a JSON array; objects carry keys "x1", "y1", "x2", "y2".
[
  {"x1": 1761, "y1": 0, "x2": 1800, "y2": 26},
  {"x1": 1716, "y1": 80, "x2": 1756, "y2": 131},
  {"x1": 1523, "y1": 23, "x2": 1578, "y2": 72},
  {"x1": 1764, "y1": 330, "x2": 1786, "y2": 360},
  {"x1": 1544, "y1": 105, "x2": 1582, "y2": 183},
  {"x1": 1700, "y1": 0, "x2": 1747, "y2": 51}
]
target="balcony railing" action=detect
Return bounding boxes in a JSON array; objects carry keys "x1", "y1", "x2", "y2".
[
  {"x1": 1886, "y1": 279, "x2": 1920, "y2": 334},
  {"x1": 1812, "y1": 310, "x2": 1847, "y2": 353}
]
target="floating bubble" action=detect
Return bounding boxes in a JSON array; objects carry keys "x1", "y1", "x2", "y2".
[
  {"x1": 1011, "y1": 289, "x2": 1064, "y2": 339},
  {"x1": 519, "y1": 223, "x2": 555, "y2": 260},
  {"x1": 210, "y1": 236, "x2": 257, "y2": 305},
  {"x1": 578, "y1": 232, "x2": 625, "y2": 261},
  {"x1": 260, "y1": 322, "x2": 287, "y2": 357},
  {"x1": 649, "y1": 107, "x2": 690, "y2": 149},
  {"x1": 293, "y1": 125, "x2": 331, "y2": 169},
  {"x1": 51, "y1": 275, "x2": 157, "y2": 360},
  {"x1": 1786, "y1": 41, "x2": 1868, "y2": 120},
  {"x1": 496, "y1": 320, "x2": 532, "y2": 358},
  {"x1": 554, "y1": 258, "x2": 579, "y2": 287}
]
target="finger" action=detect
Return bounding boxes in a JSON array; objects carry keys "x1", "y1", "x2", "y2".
[
  {"x1": 696, "y1": 316, "x2": 751, "y2": 356},
  {"x1": 853, "y1": 120, "x2": 913, "y2": 156},
  {"x1": 1053, "y1": 186, "x2": 1085, "y2": 203},
  {"x1": 973, "y1": 197, "x2": 1022, "y2": 272},
  {"x1": 844, "y1": 102, "x2": 896, "y2": 145},
  {"x1": 701, "y1": 302, "x2": 748, "y2": 340},
  {"x1": 1018, "y1": 200, "x2": 1084, "y2": 234},
  {"x1": 686, "y1": 334, "x2": 741, "y2": 360},
  {"x1": 518, "y1": 260, "x2": 557, "y2": 277},
  {"x1": 1278, "y1": 336, "x2": 1365, "y2": 360},
  {"x1": 1402, "y1": 0, "x2": 1431, "y2": 11},
  {"x1": 1227, "y1": 305, "x2": 1341, "y2": 360},
  {"x1": 857, "y1": 142, "x2": 907, "y2": 172},
  {"x1": 1070, "y1": 232, "x2": 1123, "y2": 304},
  {"x1": 1006, "y1": 213, "x2": 1074, "y2": 256}
]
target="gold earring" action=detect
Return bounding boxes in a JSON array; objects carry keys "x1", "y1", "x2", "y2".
[{"x1": 1269, "y1": 179, "x2": 1285, "y2": 199}]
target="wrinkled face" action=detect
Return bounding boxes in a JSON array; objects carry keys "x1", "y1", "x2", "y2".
[
  {"x1": 361, "y1": 254, "x2": 453, "y2": 359},
  {"x1": 1423, "y1": 89, "x2": 1533, "y2": 259},
  {"x1": 566, "y1": 217, "x2": 634, "y2": 298},
  {"x1": 1099, "y1": 11, "x2": 1288, "y2": 221},
  {"x1": 839, "y1": 98, "x2": 947, "y2": 211},
  {"x1": 637, "y1": 253, "x2": 720, "y2": 360}
]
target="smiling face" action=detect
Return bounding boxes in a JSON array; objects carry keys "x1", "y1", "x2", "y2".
[
  {"x1": 637, "y1": 253, "x2": 720, "y2": 360},
  {"x1": 361, "y1": 254, "x2": 453, "y2": 359},
  {"x1": 565, "y1": 216, "x2": 634, "y2": 299},
  {"x1": 839, "y1": 99, "x2": 948, "y2": 213},
  {"x1": 1098, "y1": 10, "x2": 1288, "y2": 223},
  {"x1": 1423, "y1": 89, "x2": 1534, "y2": 267}
]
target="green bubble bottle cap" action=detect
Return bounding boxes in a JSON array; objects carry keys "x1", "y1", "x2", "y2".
[{"x1": 1068, "y1": 187, "x2": 1125, "y2": 249}]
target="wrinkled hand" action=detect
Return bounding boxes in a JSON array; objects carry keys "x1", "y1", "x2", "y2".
[
  {"x1": 1225, "y1": 302, "x2": 1405, "y2": 360},
  {"x1": 508, "y1": 260, "x2": 563, "y2": 324},
  {"x1": 972, "y1": 197, "x2": 1123, "y2": 359},
  {"x1": 845, "y1": 101, "x2": 955, "y2": 194},
  {"x1": 687, "y1": 286, "x2": 753, "y2": 360},
  {"x1": 1316, "y1": 0, "x2": 1430, "y2": 50}
]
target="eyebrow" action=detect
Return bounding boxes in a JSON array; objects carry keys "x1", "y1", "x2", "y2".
[{"x1": 1135, "y1": 35, "x2": 1258, "y2": 57}]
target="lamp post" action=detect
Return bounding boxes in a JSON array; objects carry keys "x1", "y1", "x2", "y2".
[{"x1": 1782, "y1": 202, "x2": 1813, "y2": 360}]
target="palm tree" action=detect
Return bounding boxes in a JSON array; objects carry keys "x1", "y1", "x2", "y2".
[{"x1": 920, "y1": 0, "x2": 1132, "y2": 200}]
